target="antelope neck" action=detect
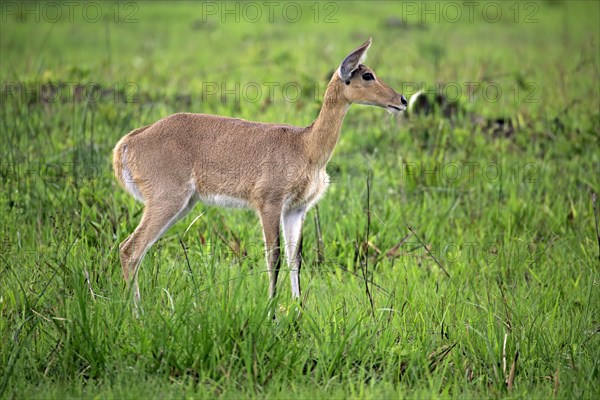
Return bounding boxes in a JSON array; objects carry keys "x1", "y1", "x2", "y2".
[{"x1": 303, "y1": 77, "x2": 350, "y2": 167}]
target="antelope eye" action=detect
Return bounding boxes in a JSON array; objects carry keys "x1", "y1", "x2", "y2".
[{"x1": 362, "y1": 73, "x2": 374, "y2": 81}]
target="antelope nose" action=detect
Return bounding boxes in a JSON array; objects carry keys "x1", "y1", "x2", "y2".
[{"x1": 400, "y1": 95, "x2": 408, "y2": 106}]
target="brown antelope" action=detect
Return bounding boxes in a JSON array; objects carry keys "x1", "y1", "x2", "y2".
[{"x1": 113, "y1": 38, "x2": 407, "y2": 304}]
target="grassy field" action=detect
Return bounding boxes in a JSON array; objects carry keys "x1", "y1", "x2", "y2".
[{"x1": 1, "y1": 1, "x2": 599, "y2": 398}]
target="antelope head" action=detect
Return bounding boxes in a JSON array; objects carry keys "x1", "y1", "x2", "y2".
[{"x1": 337, "y1": 38, "x2": 407, "y2": 113}]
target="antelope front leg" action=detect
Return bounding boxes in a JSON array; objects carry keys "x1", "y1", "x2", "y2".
[
  {"x1": 259, "y1": 206, "x2": 282, "y2": 299},
  {"x1": 282, "y1": 206, "x2": 306, "y2": 301}
]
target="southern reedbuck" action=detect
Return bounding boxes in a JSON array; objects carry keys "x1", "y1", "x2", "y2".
[{"x1": 113, "y1": 38, "x2": 407, "y2": 303}]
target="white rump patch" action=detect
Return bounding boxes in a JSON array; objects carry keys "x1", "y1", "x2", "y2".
[{"x1": 122, "y1": 146, "x2": 145, "y2": 203}]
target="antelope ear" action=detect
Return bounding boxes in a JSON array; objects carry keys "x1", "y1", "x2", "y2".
[{"x1": 337, "y1": 38, "x2": 372, "y2": 81}]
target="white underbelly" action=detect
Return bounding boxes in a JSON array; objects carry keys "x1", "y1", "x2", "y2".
[{"x1": 198, "y1": 194, "x2": 250, "y2": 209}]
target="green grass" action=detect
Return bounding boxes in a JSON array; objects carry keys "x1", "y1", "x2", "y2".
[{"x1": 1, "y1": 1, "x2": 599, "y2": 398}]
